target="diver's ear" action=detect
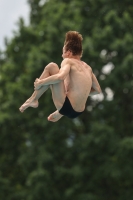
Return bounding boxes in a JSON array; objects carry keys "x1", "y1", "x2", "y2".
[{"x1": 67, "y1": 50, "x2": 72, "y2": 56}]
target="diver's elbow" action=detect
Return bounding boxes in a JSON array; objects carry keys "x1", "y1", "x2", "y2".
[{"x1": 58, "y1": 74, "x2": 66, "y2": 81}]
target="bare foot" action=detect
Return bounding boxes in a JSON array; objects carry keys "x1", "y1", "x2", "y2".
[
  {"x1": 47, "y1": 110, "x2": 63, "y2": 122},
  {"x1": 19, "y1": 99, "x2": 39, "y2": 113}
]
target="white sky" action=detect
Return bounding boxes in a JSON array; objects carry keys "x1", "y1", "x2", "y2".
[{"x1": 0, "y1": 0, "x2": 30, "y2": 50}]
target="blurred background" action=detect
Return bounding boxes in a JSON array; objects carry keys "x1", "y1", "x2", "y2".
[{"x1": 0, "y1": 0, "x2": 133, "y2": 199}]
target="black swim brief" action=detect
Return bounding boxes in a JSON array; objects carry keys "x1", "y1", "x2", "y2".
[{"x1": 59, "y1": 96, "x2": 84, "y2": 119}]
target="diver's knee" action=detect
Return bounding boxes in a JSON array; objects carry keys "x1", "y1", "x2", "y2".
[
  {"x1": 46, "y1": 62, "x2": 58, "y2": 69},
  {"x1": 45, "y1": 62, "x2": 59, "y2": 75}
]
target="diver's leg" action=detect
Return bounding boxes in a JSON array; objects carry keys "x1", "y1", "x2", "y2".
[
  {"x1": 47, "y1": 81, "x2": 67, "y2": 122},
  {"x1": 19, "y1": 62, "x2": 65, "y2": 113}
]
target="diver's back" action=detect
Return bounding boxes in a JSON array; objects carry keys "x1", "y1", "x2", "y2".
[{"x1": 67, "y1": 59, "x2": 92, "y2": 111}]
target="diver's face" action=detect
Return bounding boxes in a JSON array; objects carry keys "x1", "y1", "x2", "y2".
[{"x1": 62, "y1": 46, "x2": 68, "y2": 59}]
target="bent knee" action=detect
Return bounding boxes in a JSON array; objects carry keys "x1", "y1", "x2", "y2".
[
  {"x1": 45, "y1": 62, "x2": 59, "y2": 75},
  {"x1": 46, "y1": 62, "x2": 58, "y2": 68}
]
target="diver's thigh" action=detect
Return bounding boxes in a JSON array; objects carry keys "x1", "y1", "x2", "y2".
[{"x1": 50, "y1": 82, "x2": 66, "y2": 110}]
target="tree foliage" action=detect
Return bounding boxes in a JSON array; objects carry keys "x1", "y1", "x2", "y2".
[{"x1": 0, "y1": 0, "x2": 133, "y2": 199}]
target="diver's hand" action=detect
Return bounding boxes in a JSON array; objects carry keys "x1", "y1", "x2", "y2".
[{"x1": 34, "y1": 78, "x2": 42, "y2": 90}]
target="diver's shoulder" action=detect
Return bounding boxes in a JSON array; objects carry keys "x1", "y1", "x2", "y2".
[
  {"x1": 61, "y1": 58, "x2": 71, "y2": 64},
  {"x1": 82, "y1": 61, "x2": 92, "y2": 70}
]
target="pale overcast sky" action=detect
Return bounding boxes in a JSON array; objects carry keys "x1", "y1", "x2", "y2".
[{"x1": 0, "y1": 0, "x2": 30, "y2": 50}]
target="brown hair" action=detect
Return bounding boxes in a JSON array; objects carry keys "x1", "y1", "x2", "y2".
[{"x1": 64, "y1": 31, "x2": 83, "y2": 57}]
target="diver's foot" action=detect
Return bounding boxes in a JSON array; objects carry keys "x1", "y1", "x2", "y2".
[
  {"x1": 47, "y1": 110, "x2": 63, "y2": 122},
  {"x1": 19, "y1": 99, "x2": 39, "y2": 113}
]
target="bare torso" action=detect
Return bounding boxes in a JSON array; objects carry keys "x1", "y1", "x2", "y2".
[{"x1": 64, "y1": 58, "x2": 92, "y2": 112}]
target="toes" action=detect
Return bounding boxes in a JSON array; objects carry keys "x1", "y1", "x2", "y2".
[
  {"x1": 47, "y1": 115, "x2": 55, "y2": 122},
  {"x1": 19, "y1": 108, "x2": 23, "y2": 113},
  {"x1": 47, "y1": 116, "x2": 51, "y2": 121},
  {"x1": 19, "y1": 106, "x2": 24, "y2": 113}
]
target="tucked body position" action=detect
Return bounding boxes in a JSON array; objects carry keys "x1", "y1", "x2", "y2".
[{"x1": 19, "y1": 31, "x2": 102, "y2": 122}]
